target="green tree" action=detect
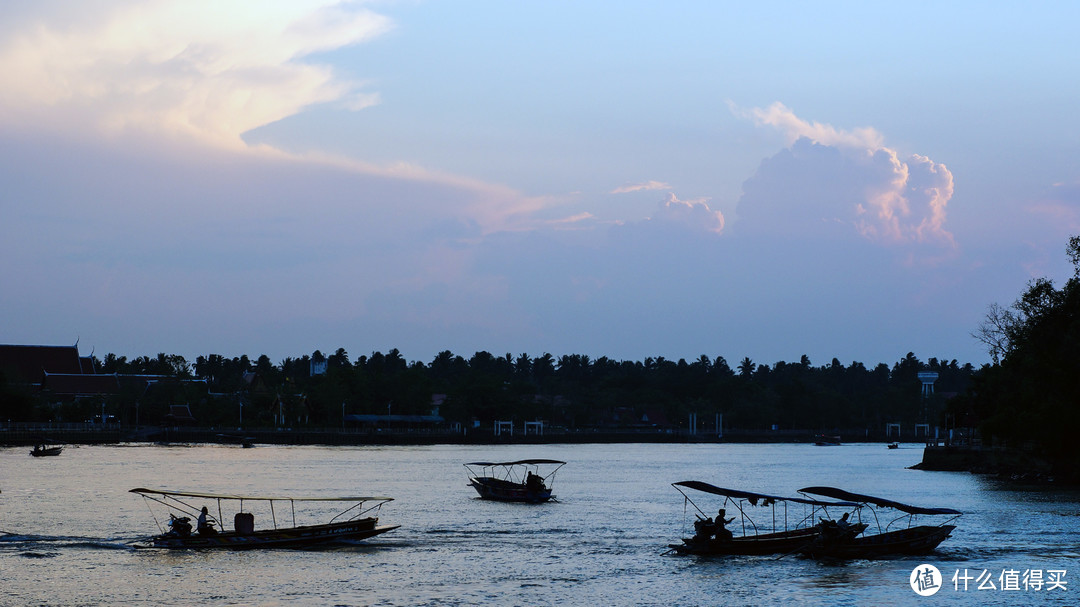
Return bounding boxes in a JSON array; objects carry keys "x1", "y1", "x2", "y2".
[{"x1": 962, "y1": 236, "x2": 1080, "y2": 475}]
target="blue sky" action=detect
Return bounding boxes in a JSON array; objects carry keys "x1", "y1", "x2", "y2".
[{"x1": 3, "y1": 1, "x2": 1079, "y2": 367}]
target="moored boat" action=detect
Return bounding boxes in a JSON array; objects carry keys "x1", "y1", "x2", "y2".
[
  {"x1": 797, "y1": 486, "x2": 961, "y2": 558},
  {"x1": 668, "y1": 481, "x2": 864, "y2": 556},
  {"x1": 130, "y1": 488, "x2": 399, "y2": 549},
  {"x1": 464, "y1": 459, "x2": 565, "y2": 503}
]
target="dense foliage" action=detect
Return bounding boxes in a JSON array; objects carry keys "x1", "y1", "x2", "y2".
[
  {"x1": 6, "y1": 346, "x2": 973, "y2": 433},
  {"x1": 954, "y1": 236, "x2": 1080, "y2": 468}
]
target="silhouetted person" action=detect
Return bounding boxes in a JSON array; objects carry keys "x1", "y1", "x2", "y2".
[
  {"x1": 714, "y1": 508, "x2": 734, "y2": 542},
  {"x1": 197, "y1": 506, "x2": 217, "y2": 535}
]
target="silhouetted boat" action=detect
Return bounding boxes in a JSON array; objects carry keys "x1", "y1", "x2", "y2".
[
  {"x1": 216, "y1": 433, "x2": 256, "y2": 448},
  {"x1": 130, "y1": 488, "x2": 398, "y2": 549},
  {"x1": 464, "y1": 459, "x2": 565, "y2": 503},
  {"x1": 667, "y1": 481, "x2": 864, "y2": 556},
  {"x1": 797, "y1": 487, "x2": 961, "y2": 558},
  {"x1": 30, "y1": 443, "x2": 63, "y2": 457}
]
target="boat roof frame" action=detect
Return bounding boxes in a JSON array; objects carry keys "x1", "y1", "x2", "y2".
[
  {"x1": 673, "y1": 481, "x2": 860, "y2": 508},
  {"x1": 463, "y1": 459, "x2": 566, "y2": 467},
  {"x1": 129, "y1": 488, "x2": 393, "y2": 502},
  {"x1": 672, "y1": 480, "x2": 859, "y2": 537},
  {"x1": 798, "y1": 486, "x2": 961, "y2": 516}
]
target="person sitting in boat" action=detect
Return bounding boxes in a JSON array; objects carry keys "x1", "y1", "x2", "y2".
[
  {"x1": 713, "y1": 509, "x2": 734, "y2": 542},
  {"x1": 525, "y1": 471, "x2": 545, "y2": 492},
  {"x1": 197, "y1": 506, "x2": 218, "y2": 535},
  {"x1": 820, "y1": 512, "x2": 851, "y2": 529}
]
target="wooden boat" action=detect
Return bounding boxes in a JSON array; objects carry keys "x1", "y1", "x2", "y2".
[
  {"x1": 797, "y1": 486, "x2": 961, "y2": 558},
  {"x1": 30, "y1": 444, "x2": 64, "y2": 457},
  {"x1": 464, "y1": 459, "x2": 565, "y2": 503},
  {"x1": 668, "y1": 481, "x2": 864, "y2": 556},
  {"x1": 130, "y1": 488, "x2": 399, "y2": 549}
]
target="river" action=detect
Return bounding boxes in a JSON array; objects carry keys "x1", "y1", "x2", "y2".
[{"x1": 1, "y1": 442, "x2": 1076, "y2": 605}]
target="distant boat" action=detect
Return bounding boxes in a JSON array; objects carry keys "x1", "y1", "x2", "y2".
[
  {"x1": 30, "y1": 443, "x2": 64, "y2": 457},
  {"x1": 216, "y1": 434, "x2": 256, "y2": 448},
  {"x1": 813, "y1": 434, "x2": 841, "y2": 446},
  {"x1": 129, "y1": 488, "x2": 398, "y2": 549},
  {"x1": 464, "y1": 459, "x2": 565, "y2": 503},
  {"x1": 887, "y1": 442, "x2": 899, "y2": 449}
]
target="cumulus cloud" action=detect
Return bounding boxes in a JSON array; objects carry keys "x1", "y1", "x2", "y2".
[
  {"x1": 735, "y1": 103, "x2": 954, "y2": 247},
  {"x1": 611, "y1": 180, "x2": 672, "y2": 194},
  {"x1": 651, "y1": 193, "x2": 725, "y2": 234},
  {"x1": 739, "y1": 101, "x2": 884, "y2": 150},
  {"x1": 612, "y1": 192, "x2": 724, "y2": 237},
  {"x1": 0, "y1": 1, "x2": 391, "y2": 148}
]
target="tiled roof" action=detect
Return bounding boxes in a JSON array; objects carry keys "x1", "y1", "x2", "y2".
[
  {"x1": 41, "y1": 373, "x2": 122, "y2": 396},
  {"x1": 79, "y1": 356, "x2": 97, "y2": 374},
  {"x1": 0, "y1": 344, "x2": 87, "y2": 383}
]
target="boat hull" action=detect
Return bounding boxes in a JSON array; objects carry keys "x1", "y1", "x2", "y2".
[
  {"x1": 802, "y1": 525, "x2": 956, "y2": 559},
  {"x1": 30, "y1": 447, "x2": 63, "y2": 457},
  {"x1": 469, "y1": 477, "x2": 553, "y2": 503},
  {"x1": 670, "y1": 527, "x2": 823, "y2": 556},
  {"x1": 147, "y1": 517, "x2": 399, "y2": 549}
]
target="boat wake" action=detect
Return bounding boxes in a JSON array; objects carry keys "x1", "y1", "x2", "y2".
[{"x1": 0, "y1": 533, "x2": 139, "y2": 553}]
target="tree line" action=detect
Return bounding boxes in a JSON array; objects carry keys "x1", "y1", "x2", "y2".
[
  {"x1": 7, "y1": 238, "x2": 1077, "y2": 472},
  {"x1": 4, "y1": 346, "x2": 974, "y2": 434}
]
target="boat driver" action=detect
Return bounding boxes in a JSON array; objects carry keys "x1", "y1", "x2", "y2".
[
  {"x1": 714, "y1": 509, "x2": 734, "y2": 542},
  {"x1": 197, "y1": 506, "x2": 218, "y2": 535}
]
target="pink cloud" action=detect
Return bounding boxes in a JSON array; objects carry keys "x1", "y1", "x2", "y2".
[
  {"x1": 651, "y1": 192, "x2": 725, "y2": 234},
  {"x1": 610, "y1": 180, "x2": 672, "y2": 194},
  {"x1": 736, "y1": 104, "x2": 954, "y2": 248}
]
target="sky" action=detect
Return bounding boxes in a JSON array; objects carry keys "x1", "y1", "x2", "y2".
[{"x1": 3, "y1": 0, "x2": 1080, "y2": 369}]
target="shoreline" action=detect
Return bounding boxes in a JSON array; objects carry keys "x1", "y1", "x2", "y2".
[
  {"x1": 3, "y1": 426, "x2": 908, "y2": 447},
  {"x1": 912, "y1": 445, "x2": 1077, "y2": 486}
]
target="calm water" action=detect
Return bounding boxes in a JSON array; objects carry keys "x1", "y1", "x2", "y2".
[{"x1": 1, "y1": 442, "x2": 1076, "y2": 606}]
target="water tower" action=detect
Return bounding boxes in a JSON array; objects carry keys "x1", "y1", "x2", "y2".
[
  {"x1": 916, "y1": 372, "x2": 938, "y2": 442},
  {"x1": 917, "y1": 372, "x2": 938, "y2": 398}
]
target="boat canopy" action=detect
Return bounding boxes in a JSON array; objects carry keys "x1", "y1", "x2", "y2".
[
  {"x1": 673, "y1": 481, "x2": 859, "y2": 507},
  {"x1": 129, "y1": 488, "x2": 393, "y2": 502},
  {"x1": 464, "y1": 459, "x2": 566, "y2": 467},
  {"x1": 798, "y1": 486, "x2": 961, "y2": 516}
]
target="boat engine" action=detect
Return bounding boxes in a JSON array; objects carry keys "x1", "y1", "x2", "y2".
[{"x1": 168, "y1": 514, "x2": 193, "y2": 537}]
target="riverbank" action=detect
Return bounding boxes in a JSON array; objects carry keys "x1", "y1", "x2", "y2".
[
  {"x1": 0, "y1": 425, "x2": 905, "y2": 447},
  {"x1": 912, "y1": 445, "x2": 1077, "y2": 485}
]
